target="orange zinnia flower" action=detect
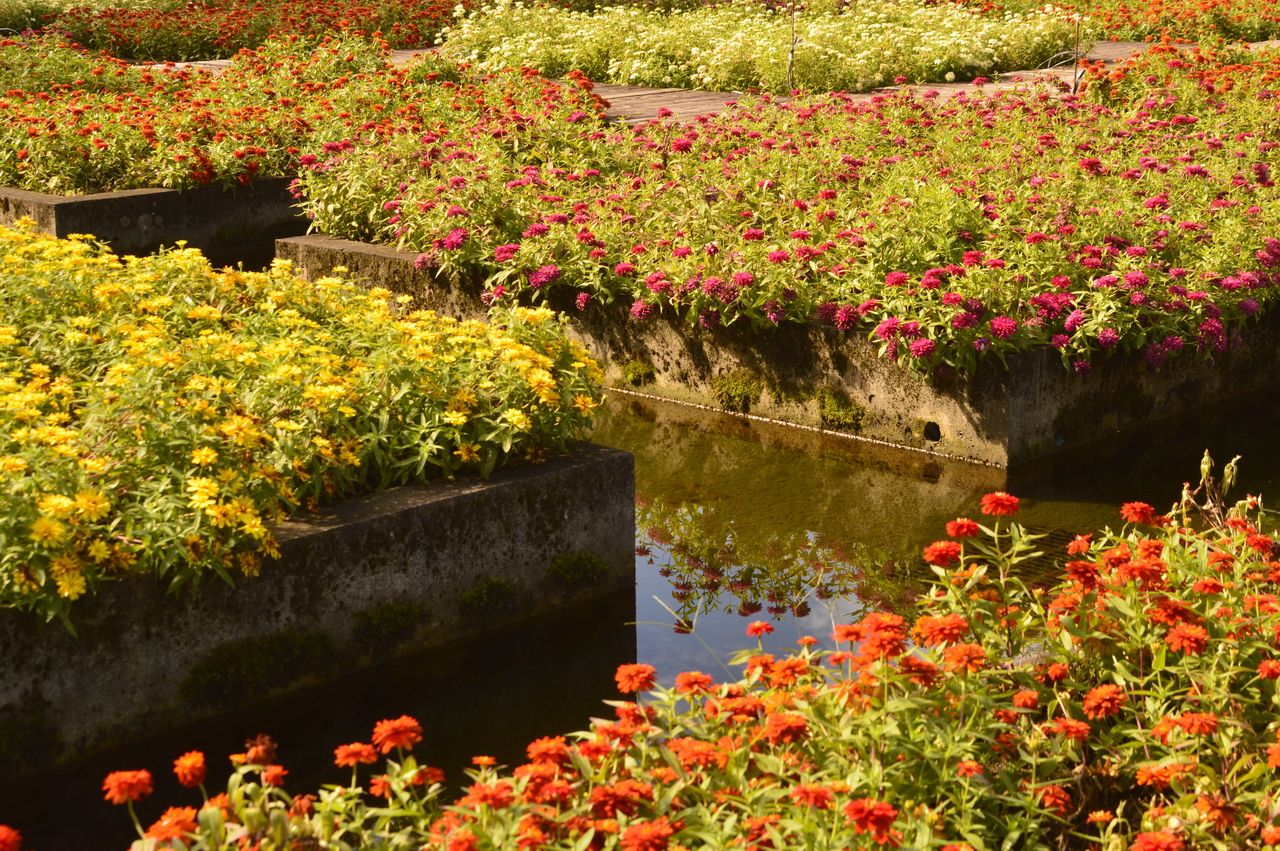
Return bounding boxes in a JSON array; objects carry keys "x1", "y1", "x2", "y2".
[
  {"x1": 1131, "y1": 831, "x2": 1184, "y2": 851},
  {"x1": 980, "y1": 491, "x2": 1019, "y2": 516},
  {"x1": 1082, "y1": 684, "x2": 1127, "y2": 719},
  {"x1": 244, "y1": 734, "x2": 276, "y2": 766},
  {"x1": 946, "y1": 518, "x2": 980, "y2": 538},
  {"x1": 1165, "y1": 623, "x2": 1209, "y2": 655},
  {"x1": 1034, "y1": 784, "x2": 1071, "y2": 818},
  {"x1": 1065, "y1": 534, "x2": 1092, "y2": 555},
  {"x1": 789, "y1": 783, "x2": 834, "y2": 808},
  {"x1": 844, "y1": 798, "x2": 899, "y2": 838},
  {"x1": 372, "y1": 715, "x2": 423, "y2": 753},
  {"x1": 103, "y1": 769, "x2": 153, "y2": 805},
  {"x1": 1195, "y1": 794, "x2": 1238, "y2": 834},
  {"x1": 334, "y1": 742, "x2": 378, "y2": 767},
  {"x1": 0, "y1": 825, "x2": 20, "y2": 851},
  {"x1": 956, "y1": 760, "x2": 983, "y2": 777},
  {"x1": 943, "y1": 643, "x2": 987, "y2": 674},
  {"x1": 1048, "y1": 717, "x2": 1091, "y2": 741},
  {"x1": 1119, "y1": 501, "x2": 1156, "y2": 524},
  {"x1": 922, "y1": 540, "x2": 962, "y2": 566},
  {"x1": 1175, "y1": 712, "x2": 1218, "y2": 736},
  {"x1": 173, "y1": 751, "x2": 206, "y2": 788},
  {"x1": 913, "y1": 613, "x2": 969, "y2": 646},
  {"x1": 746, "y1": 620, "x2": 774, "y2": 637},
  {"x1": 1012, "y1": 689, "x2": 1039, "y2": 710},
  {"x1": 145, "y1": 807, "x2": 197, "y2": 842},
  {"x1": 675, "y1": 671, "x2": 714, "y2": 694},
  {"x1": 762, "y1": 712, "x2": 809, "y2": 745},
  {"x1": 262, "y1": 764, "x2": 288, "y2": 787},
  {"x1": 526, "y1": 736, "x2": 570, "y2": 764},
  {"x1": 620, "y1": 816, "x2": 674, "y2": 851},
  {"x1": 615, "y1": 663, "x2": 658, "y2": 694}
]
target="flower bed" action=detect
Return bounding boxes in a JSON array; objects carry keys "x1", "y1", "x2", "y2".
[
  {"x1": 0, "y1": 35, "x2": 605, "y2": 194},
  {"x1": 436, "y1": 0, "x2": 1081, "y2": 94},
  {"x1": 37, "y1": 473, "x2": 1280, "y2": 851},
  {"x1": 983, "y1": 0, "x2": 1280, "y2": 42},
  {"x1": 296, "y1": 49, "x2": 1280, "y2": 380},
  {"x1": 0, "y1": 0, "x2": 459, "y2": 60},
  {"x1": 0, "y1": 221, "x2": 602, "y2": 625}
]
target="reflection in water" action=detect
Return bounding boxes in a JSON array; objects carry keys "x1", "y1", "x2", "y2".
[
  {"x1": 592, "y1": 387, "x2": 1280, "y2": 681},
  {"x1": 636, "y1": 494, "x2": 926, "y2": 625}
]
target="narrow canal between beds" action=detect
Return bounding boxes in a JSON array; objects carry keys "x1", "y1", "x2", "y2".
[{"x1": 5, "y1": 387, "x2": 1280, "y2": 850}]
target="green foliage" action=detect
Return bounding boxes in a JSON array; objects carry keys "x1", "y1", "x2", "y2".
[
  {"x1": 545, "y1": 550, "x2": 610, "y2": 588},
  {"x1": 179, "y1": 630, "x2": 335, "y2": 709},
  {"x1": 0, "y1": 223, "x2": 602, "y2": 625},
  {"x1": 709, "y1": 368, "x2": 762, "y2": 413},
  {"x1": 437, "y1": 0, "x2": 1083, "y2": 94}
]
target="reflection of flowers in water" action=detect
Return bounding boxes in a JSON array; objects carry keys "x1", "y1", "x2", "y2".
[{"x1": 636, "y1": 493, "x2": 928, "y2": 629}]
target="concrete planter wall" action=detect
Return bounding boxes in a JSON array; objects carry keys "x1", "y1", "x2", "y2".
[
  {"x1": 0, "y1": 177, "x2": 310, "y2": 269},
  {"x1": 0, "y1": 444, "x2": 634, "y2": 780},
  {"x1": 276, "y1": 234, "x2": 1280, "y2": 467}
]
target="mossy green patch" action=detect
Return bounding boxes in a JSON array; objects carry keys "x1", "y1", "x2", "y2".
[
  {"x1": 710, "y1": 368, "x2": 763, "y2": 413},
  {"x1": 458, "y1": 576, "x2": 516, "y2": 619},
  {"x1": 620, "y1": 357, "x2": 656, "y2": 386},
  {"x1": 180, "y1": 630, "x2": 335, "y2": 710},
  {"x1": 546, "y1": 551, "x2": 611, "y2": 589},
  {"x1": 350, "y1": 601, "x2": 424, "y2": 659},
  {"x1": 818, "y1": 387, "x2": 864, "y2": 432}
]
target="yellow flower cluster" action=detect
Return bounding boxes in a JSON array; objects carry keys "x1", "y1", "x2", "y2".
[{"x1": 0, "y1": 222, "x2": 603, "y2": 624}]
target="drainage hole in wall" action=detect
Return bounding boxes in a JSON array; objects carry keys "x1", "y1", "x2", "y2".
[{"x1": 923, "y1": 422, "x2": 942, "y2": 442}]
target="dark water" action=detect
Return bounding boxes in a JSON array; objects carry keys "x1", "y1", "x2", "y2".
[{"x1": 3, "y1": 386, "x2": 1278, "y2": 849}]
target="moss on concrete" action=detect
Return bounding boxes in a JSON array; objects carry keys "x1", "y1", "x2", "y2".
[
  {"x1": 619, "y1": 357, "x2": 656, "y2": 386},
  {"x1": 458, "y1": 576, "x2": 516, "y2": 620},
  {"x1": 546, "y1": 551, "x2": 611, "y2": 589},
  {"x1": 710, "y1": 368, "x2": 763, "y2": 413},
  {"x1": 350, "y1": 601, "x2": 424, "y2": 659},
  {"x1": 818, "y1": 387, "x2": 864, "y2": 432},
  {"x1": 180, "y1": 631, "x2": 335, "y2": 710}
]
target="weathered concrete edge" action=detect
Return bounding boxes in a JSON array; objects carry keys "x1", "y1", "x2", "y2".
[
  {"x1": 0, "y1": 177, "x2": 310, "y2": 268},
  {"x1": 0, "y1": 443, "x2": 635, "y2": 778},
  {"x1": 276, "y1": 234, "x2": 1280, "y2": 467}
]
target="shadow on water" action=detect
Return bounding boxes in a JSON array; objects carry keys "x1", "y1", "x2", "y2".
[{"x1": 0, "y1": 590, "x2": 635, "y2": 851}]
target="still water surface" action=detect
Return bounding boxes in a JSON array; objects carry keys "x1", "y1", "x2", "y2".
[{"x1": 4, "y1": 387, "x2": 1278, "y2": 849}]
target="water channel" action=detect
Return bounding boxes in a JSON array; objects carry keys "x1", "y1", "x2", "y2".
[{"x1": 4, "y1": 386, "x2": 1279, "y2": 849}]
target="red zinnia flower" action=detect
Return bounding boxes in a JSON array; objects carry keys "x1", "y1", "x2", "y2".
[
  {"x1": 1066, "y1": 534, "x2": 1092, "y2": 555},
  {"x1": 615, "y1": 663, "x2": 658, "y2": 693},
  {"x1": 527, "y1": 736, "x2": 570, "y2": 764},
  {"x1": 1165, "y1": 623, "x2": 1209, "y2": 655},
  {"x1": 173, "y1": 751, "x2": 206, "y2": 788},
  {"x1": 946, "y1": 518, "x2": 980, "y2": 538},
  {"x1": 1035, "y1": 784, "x2": 1071, "y2": 818},
  {"x1": 1082, "y1": 684, "x2": 1127, "y2": 719},
  {"x1": 980, "y1": 492, "x2": 1019, "y2": 516},
  {"x1": 746, "y1": 620, "x2": 774, "y2": 637},
  {"x1": 1260, "y1": 659, "x2": 1280, "y2": 680},
  {"x1": 103, "y1": 769, "x2": 153, "y2": 805},
  {"x1": 620, "y1": 816, "x2": 674, "y2": 851},
  {"x1": 0, "y1": 825, "x2": 20, "y2": 851},
  {"x1": 373, "y1": 715, "x2": 423, "y2": 753},
  {"x1": 1120, "y1": 502, "x2": 1156, "y2": 524},
  {"x1": 922, "y1": 540, "x2": 962, "y2": 566},
  {"x1": 262, "y1": 765, "x2": 288, "y2": 787},
  {"x1": 1131, "y1": 831, "x2": 1184, "y2": 851},
  {"x1": 956, "y1": 760, "x2": 983, "y2": 777},
  {"x1": 145, "y1": 807, "x2": 198, "y2": 842},
  {"x1": 674, "y1": 671, "x2": 714, "y2": 693},
  {"x1": 762, "y1": 712, "x2": 809, "y2": 745},
  {"x1": 1049, "y1": 717, "x2": 1091, "y2": 741},
  {"x1": 844, "y1": 798, "x2": 898, "y2": 837},
  {"x1": 334, "y1": 743, "x2": 378, "y2": 767},
  {"x1": 790, "y1": 783, "x2": 834, "y2": 808},
  {"x1": 1012, "y1": 690, "x2": 1039, "y2": 710}
]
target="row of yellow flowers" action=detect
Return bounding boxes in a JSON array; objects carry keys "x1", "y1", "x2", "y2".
[{"x1": 0, "y1": 221, "x2": 603, "y2": 626}]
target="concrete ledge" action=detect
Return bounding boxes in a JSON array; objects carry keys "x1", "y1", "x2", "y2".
[
  {"x1": 276, "y1": 234, "x2": 1280, "y2": 467},
  {"x1": 0, "y1": 443, "x2": 635, "y2": 779},
  {"x1": 0, "y1": 177, "x2": 310, "y2": 268}
]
